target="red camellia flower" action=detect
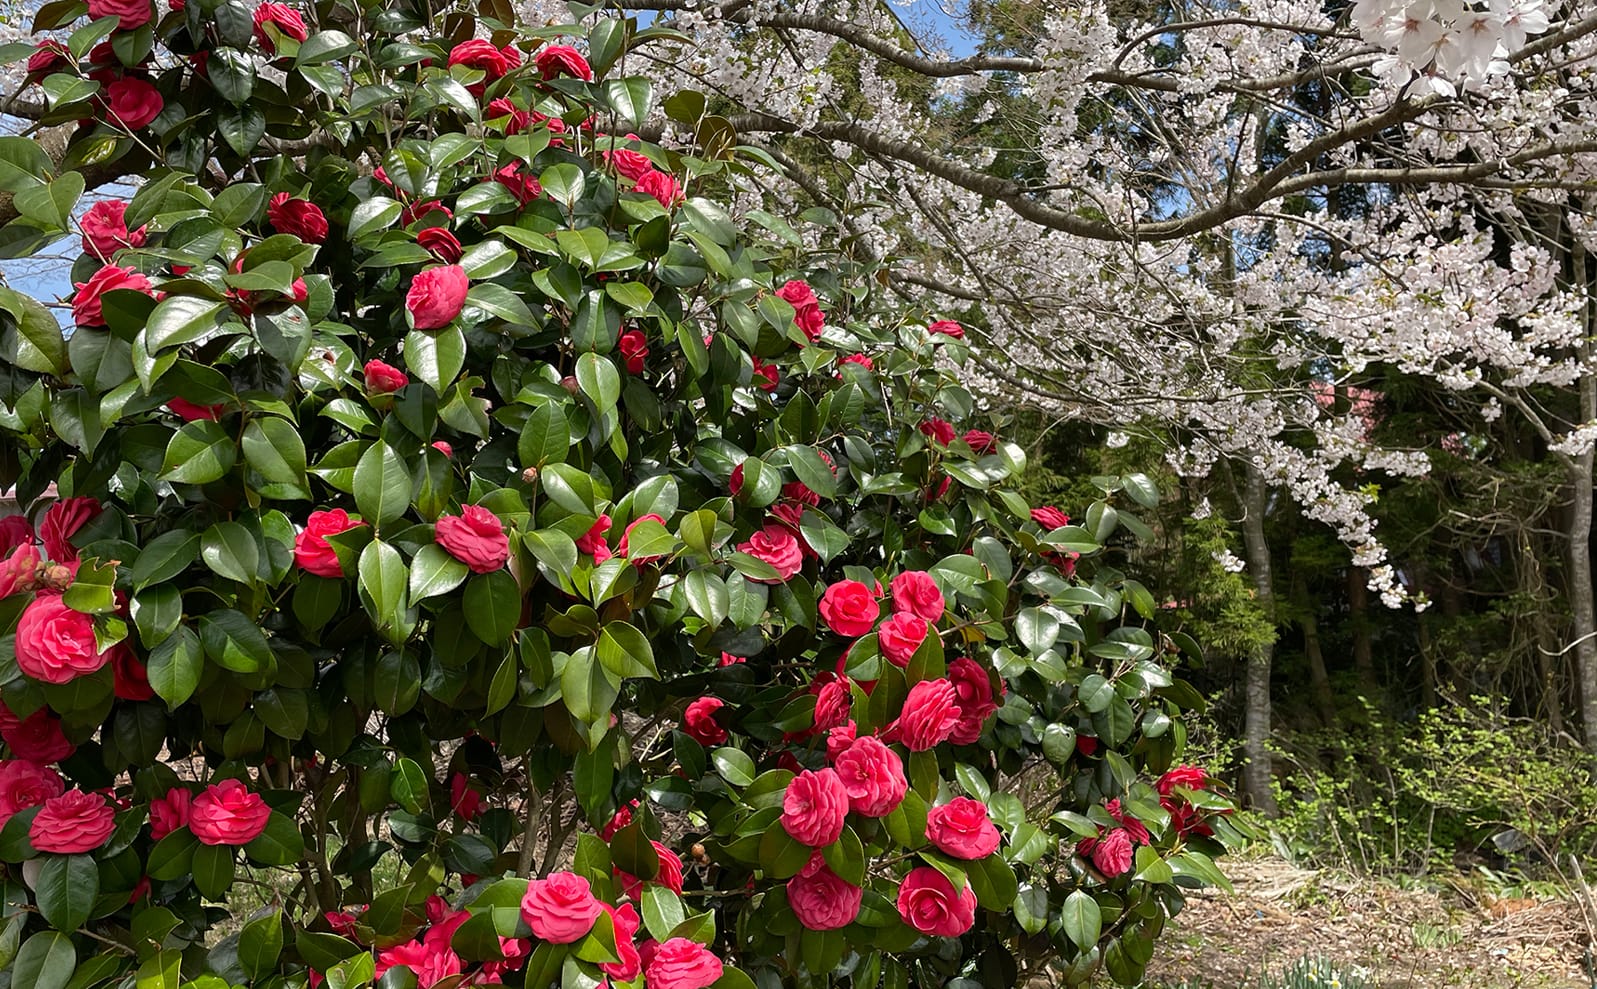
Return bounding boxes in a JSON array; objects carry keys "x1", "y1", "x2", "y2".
[
  {"x1": 190, "y1": 778, "x2": 271, "y2": 846},
  {"x1": 26, "y1": 41, "x2": 71, "y2": 79},
  {"x1": 30, "y1": 789, "x2": 116, "y2": 854},
  {"x1": 788, "y1": 860, "x2": 863, "y2": 930},
  {"x1": 487, "y1": 98, "x2": 533, "y2": 134},
  {"x1": 926, "y1": 796, "x2": 1002, "y2": 859},
  {"x1": 41, "y1": 496, "x2": 100, "y2": 563},
  {"x1": 401, "y1": 199, "x2": 452, "y2": 227},
  {"x1": 72, "y1": 264, "x2": 153, "y2": 327},
  {"x1": 607, "y1": 147, "x2": 654, "y2": 181},
  {"x1": 719, "y1": 651, "x2": 745, "y2": 666},
  {"x1": 919, "y1": 418, "x2": 955, "y2": 446},
  {"x1": 267, "y1": 193, "x2": 329, "y2": 244},
  {"x1": 111, "y1": 644, "x2": 155, "y2": 701},
  {"x1": 535, "y1": 44, "x2": 593, "y2": 81},
  {"x1": 448, "y1": 772, "x2": 481, "y2": 821},
  {"x1": 877, "y1": 612, "x2": 929, "y2": 668},
  {"x1": 576, "y1": 514, "x2": 613, "y2": 563},
  {"x1": 616, "y1": 839, "x2": 684, "y2": 900},
  {"x1": 0, "y1": 545, "x2": 47, "y2": 599},
  {"x1": 833, "y1": 735, "x2": 906, "y2": 817},
  {"x1": 890, "y1": 570, "x2": 945, "y2": 623},
  {"x1": 294, "y1": 509, "x2": 363, "y2": 578},
  {"x1": 16, "y1": 595, "x2": 109, "y2": 685},
  {"x1": 431, "y1": 440, "x2": 452, "y2": 458},
  {"x1": 406, "y1": 264, "x2": 469, "y2": 330},
  {"x1": 374, "y1": 938, "x2": 462, "y2": 987},
  {"x1": 897, "y1": 866, "x2": 977, "y2": 937},
  {"x1": 838, "y1": 353, "x2": 874, "y2": 373},
  {"x1": 892, "y1": 679, "x2": 961, "y2": 751},
  {"x1": 600, "y1": 799, "x2": 637, "y2": 841},
  {"x1": 106, "y1": 77, "x2": 163, "y2": 129},
  {"x1": 1083, "y1": 826, "x2": 1135, "y2": 877},
  {"x1": 776, "y1": 279, "x2": 825, "y2": 342},
  {"x1": 149, "y1": 786, "x2": 192, "y2": 840},
  {"x1": 88, "y1": 0, "x2": 153, "y2": 30},
  {"x1": 417, "y1": 227, "x2": 462, "y2": 264},
  {"x1": 1105, "y1": 797, "x2": 1153, "y2": 844},
  {"x1": 362, "y1": 359, "x2": 409, "y2": 394},
  {"x1": 167, "y1": 397, "x2": 224, "y2": 421},
  {"x1": 618, "y1": 329, "x2": 649, "y2": 374},
  {"x1": 752, "y1": 357, "x2": 779, "y2": 391},
  {"x1": 947, "y1": 656, "x2": 999, "y2": 745},
  {"x1": 1032, "y1": 505, "x2": 1071, "y2": 530},
  {"x1": 435, "y1": 505, "x2": 510, "y2": 574},
  {"x1": 928, "y1": 319, "x2": 966, "y2": 339},
  {"x1": 645, "y1": 937, "x2": 723, "y2": 989},
  {"x1": 493, "y1": 162, "x2": 542, "y2": 205},
  {"x1": 600, "y1": 903, "x2": 643, "y2": 981},
  {"x1": 519, "y1": 872, "x2": 602, "y2": 943},
  {"x1": 0, "y1": 704, "x2": 75, "y2": 763},
  {"x1": 618, "y1": 513, "x2": 667, "y2": 562},
  {"x1": 736, "y1": 524, "x2": 803, "y2": 583},
  {"x1": 963, "y1": 429, "x2": 998, "y2": 454},
  {"x1": 683, "y1": 697, "x2": 727, "y2": 746},
  {"x1": 819, "y1": 579, "x2": 879, "y2": 637},
  {"x1": 447, "y1": 39, "x2": 511, "y2": 94},
  {"x1": 1158, "y1": 764, "x2": 1209, "y2": 796},
  {"x1": 0, "y1": 760, "x2": 63, "y2": 828},
  {"x1": 0, "y1": 516, "x2": 33, "y2": 556},
  {"x1": 253, "y1": 3, "x2": 309, "y2": 54},
  {"x1": 781, "y1": 767, "x2": 848, "y2": 847},
  {"x1": 635, "y1": 169, "x2": 683, "y2": 207},
  {"x1": 80, "y1": 200, "x2": 147, "y2": 260}
]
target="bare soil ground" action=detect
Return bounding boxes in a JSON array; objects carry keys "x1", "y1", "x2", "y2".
[{"x1": 1144, "y1": 857, "x2": 1593, "y2": 988}]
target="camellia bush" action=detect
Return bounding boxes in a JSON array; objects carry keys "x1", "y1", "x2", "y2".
[{"x1": 0, "y1": 3, "x2": 1242, "y2": 988}]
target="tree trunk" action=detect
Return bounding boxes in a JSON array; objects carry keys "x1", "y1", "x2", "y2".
[
  {"x1": 1238, "y1": 464, "x2": 1280, "y2": 815},
  {"x1": 1294, "y1": 574, "x2": 1338, "y2": 728},
  {"x1": 1570, "y1": 428, "x2": 1597, "y2": 751},
  {"x1": 1347, "y1": 566, "x2": 1376, "y2": 690}
]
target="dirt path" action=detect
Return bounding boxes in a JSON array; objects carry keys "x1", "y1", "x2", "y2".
[{"x1": 1144, "y1": 857, "x2": 1592, "y2": 988}]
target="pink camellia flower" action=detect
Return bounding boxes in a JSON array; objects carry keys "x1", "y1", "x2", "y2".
[
  {"x1": 417, "y1": 227, "x2": 462, "y2": 264},
  {"x1": 718, "y1": 652, "x2": 745, "y2": 666},
  {"x1": 431, "y1": 441, "x2": 452, "y2": 457},
  {"x1": 519, "y1": 872, "x2": 603, "y2": 943},
  {"x1": 946, "y1": 657, "x2": 998, "y2": 745},
  {"x1": 891, "y1": 679, "x2": 961, "y2": 752},
  {"x1": 919, "y1": 418, "x2": 955, "y2": 446},
  {"x1": 890, "y1": 570, "x2": 945, "y2": 623},
  {"x1": 1082, "y1": 826, "x2": 1135, "y2": 877},
  {"x1": 362, "y1": 359, "x2": 408, "y2": 394},
  {"x1": 0, "y1": 543, "x2": 39, "y2": 598},
  {"x1": 26, "y1": 41, "x2": 71, "y2": 79},
  {"x1": 788, "y1": 861, "x2": 863, "y2": 930},
  {"x1": 1104, "y1": 797, "x2": 1152, "y2": 845},
  {"x1": 833, "y1": 735, "x2": 906, "y2": 818},
  {"x1": 825, "y1": 720, "x2": 858, "y2": 761},
  {"x1": 493, "y1": 162, "x2": 542, "y2": 206},
  {"x1": 635, "y1": 170, "x2": 683, "y2": 207},
  {"x1": 0, "y1": 704, "x2": 74, "y2": 763},
  {"x1": 736, "y1": 524, "x2": 804, "y2": 583},
  {"x1": 615, "y1": 839, "x2": 684, "y2": 900},
  {"x1": 618, "y1": 513, "x2": 667, "y2": 563},
  {"x1": 405, "y1": 265, "x2": 469, "y2": 330},
  {"x1": 106, "y1": 77, "x2": 163, "y2": 129},
  {"x1": 928, "y1": 319, "x2": 965, "y2": 339},
  {"x1": 168, "y1": 397, "x2": 225, "y2": 421},
  {"x1": 252, "y1": 3, "x2": 309, "y2": 54},
  {"x1": 618, "y1": 329, "x2": 648, "y2": 374},
  {"x1": 600, "y1": 799, "x2": 638, "y2": 841},
  {"x1": 683, "y1": 697, "x2": 727, "y2": 746},
  {"x1": 645, "y1": 937, "x2": 722, "y2": 989},
  {"x1": 80, "y1": 200, "x2": 147, "y2": 260},
  {"x1": 0, "y1": 516, "x2": 32, "y2": 556},
  {"x1": 267, "y1": 193, "x2": 328, "y2": 244},
  {"x1": 811, "y1": 675, "x2": 850, "y2": 734},
  {"x1": 1031, "y1": 506, "x2": 1071, "y2": 530},
  {"x1": 16, "y1": 594, "x2": 109, "y2": 685},
  {"x1": 819, "y1": 579, "x2": 879, "y2": 637},
  {"x1": 896, "y1": 866, "x2": 977, "y2": 937},
  {"x1": 752, "y1": 357, "x2": 779, "y2": 392},
  {"x1": 963, "y1": 429, "x2": 998, "y2": 454},
  {"x1": 148, "y1": 786, "x2": 192, "y2": 840},
  {"x1": 926, "y1": 796, "x2": 1002, "y2": 860},
  {"x1": 72, "y1": 264, "x2": 153, "y2": 327},
  {"x1": 0, "y1": 760, "x2": 63, "y2": 828},
  {"x1": 776, "y1": 280, "x2": 825, "y2": 342},
  {"x1": 374, "y1": 938, "x2": 462, "y2": 987},
  {"x1": 190, "y1": 778, "x2": 271, "y2": 846},
  {"x1": 781, "y1": 768, "x2": 848, "y2": 847},
  {"x1": 30, "y1": 789, "x2": 116, "y2": 854},
  {"x1": 435, "y1": 505, "x2": 509, "y2": 574},
  {"x1": 294, "y1": 509, "x2": 363, "y2": 578},
  {"x1": 576, "y1": 514, "x2": 613, "y2": 563},
  {"x1": 41, "y1": 496, "x2": 100, "y2": 564},
  {"x1": 878, "y1": 612, "x2": 929, "y2": 668},
  {"x1": 88, "y1": 0, "x2": 153, "y2": 31},
  {"x1": 600, "y1": 903, "x2": 643, "y2": 982},
  {"x1": 535, "y1": 44, "x2": 593, "y2": 81}
]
